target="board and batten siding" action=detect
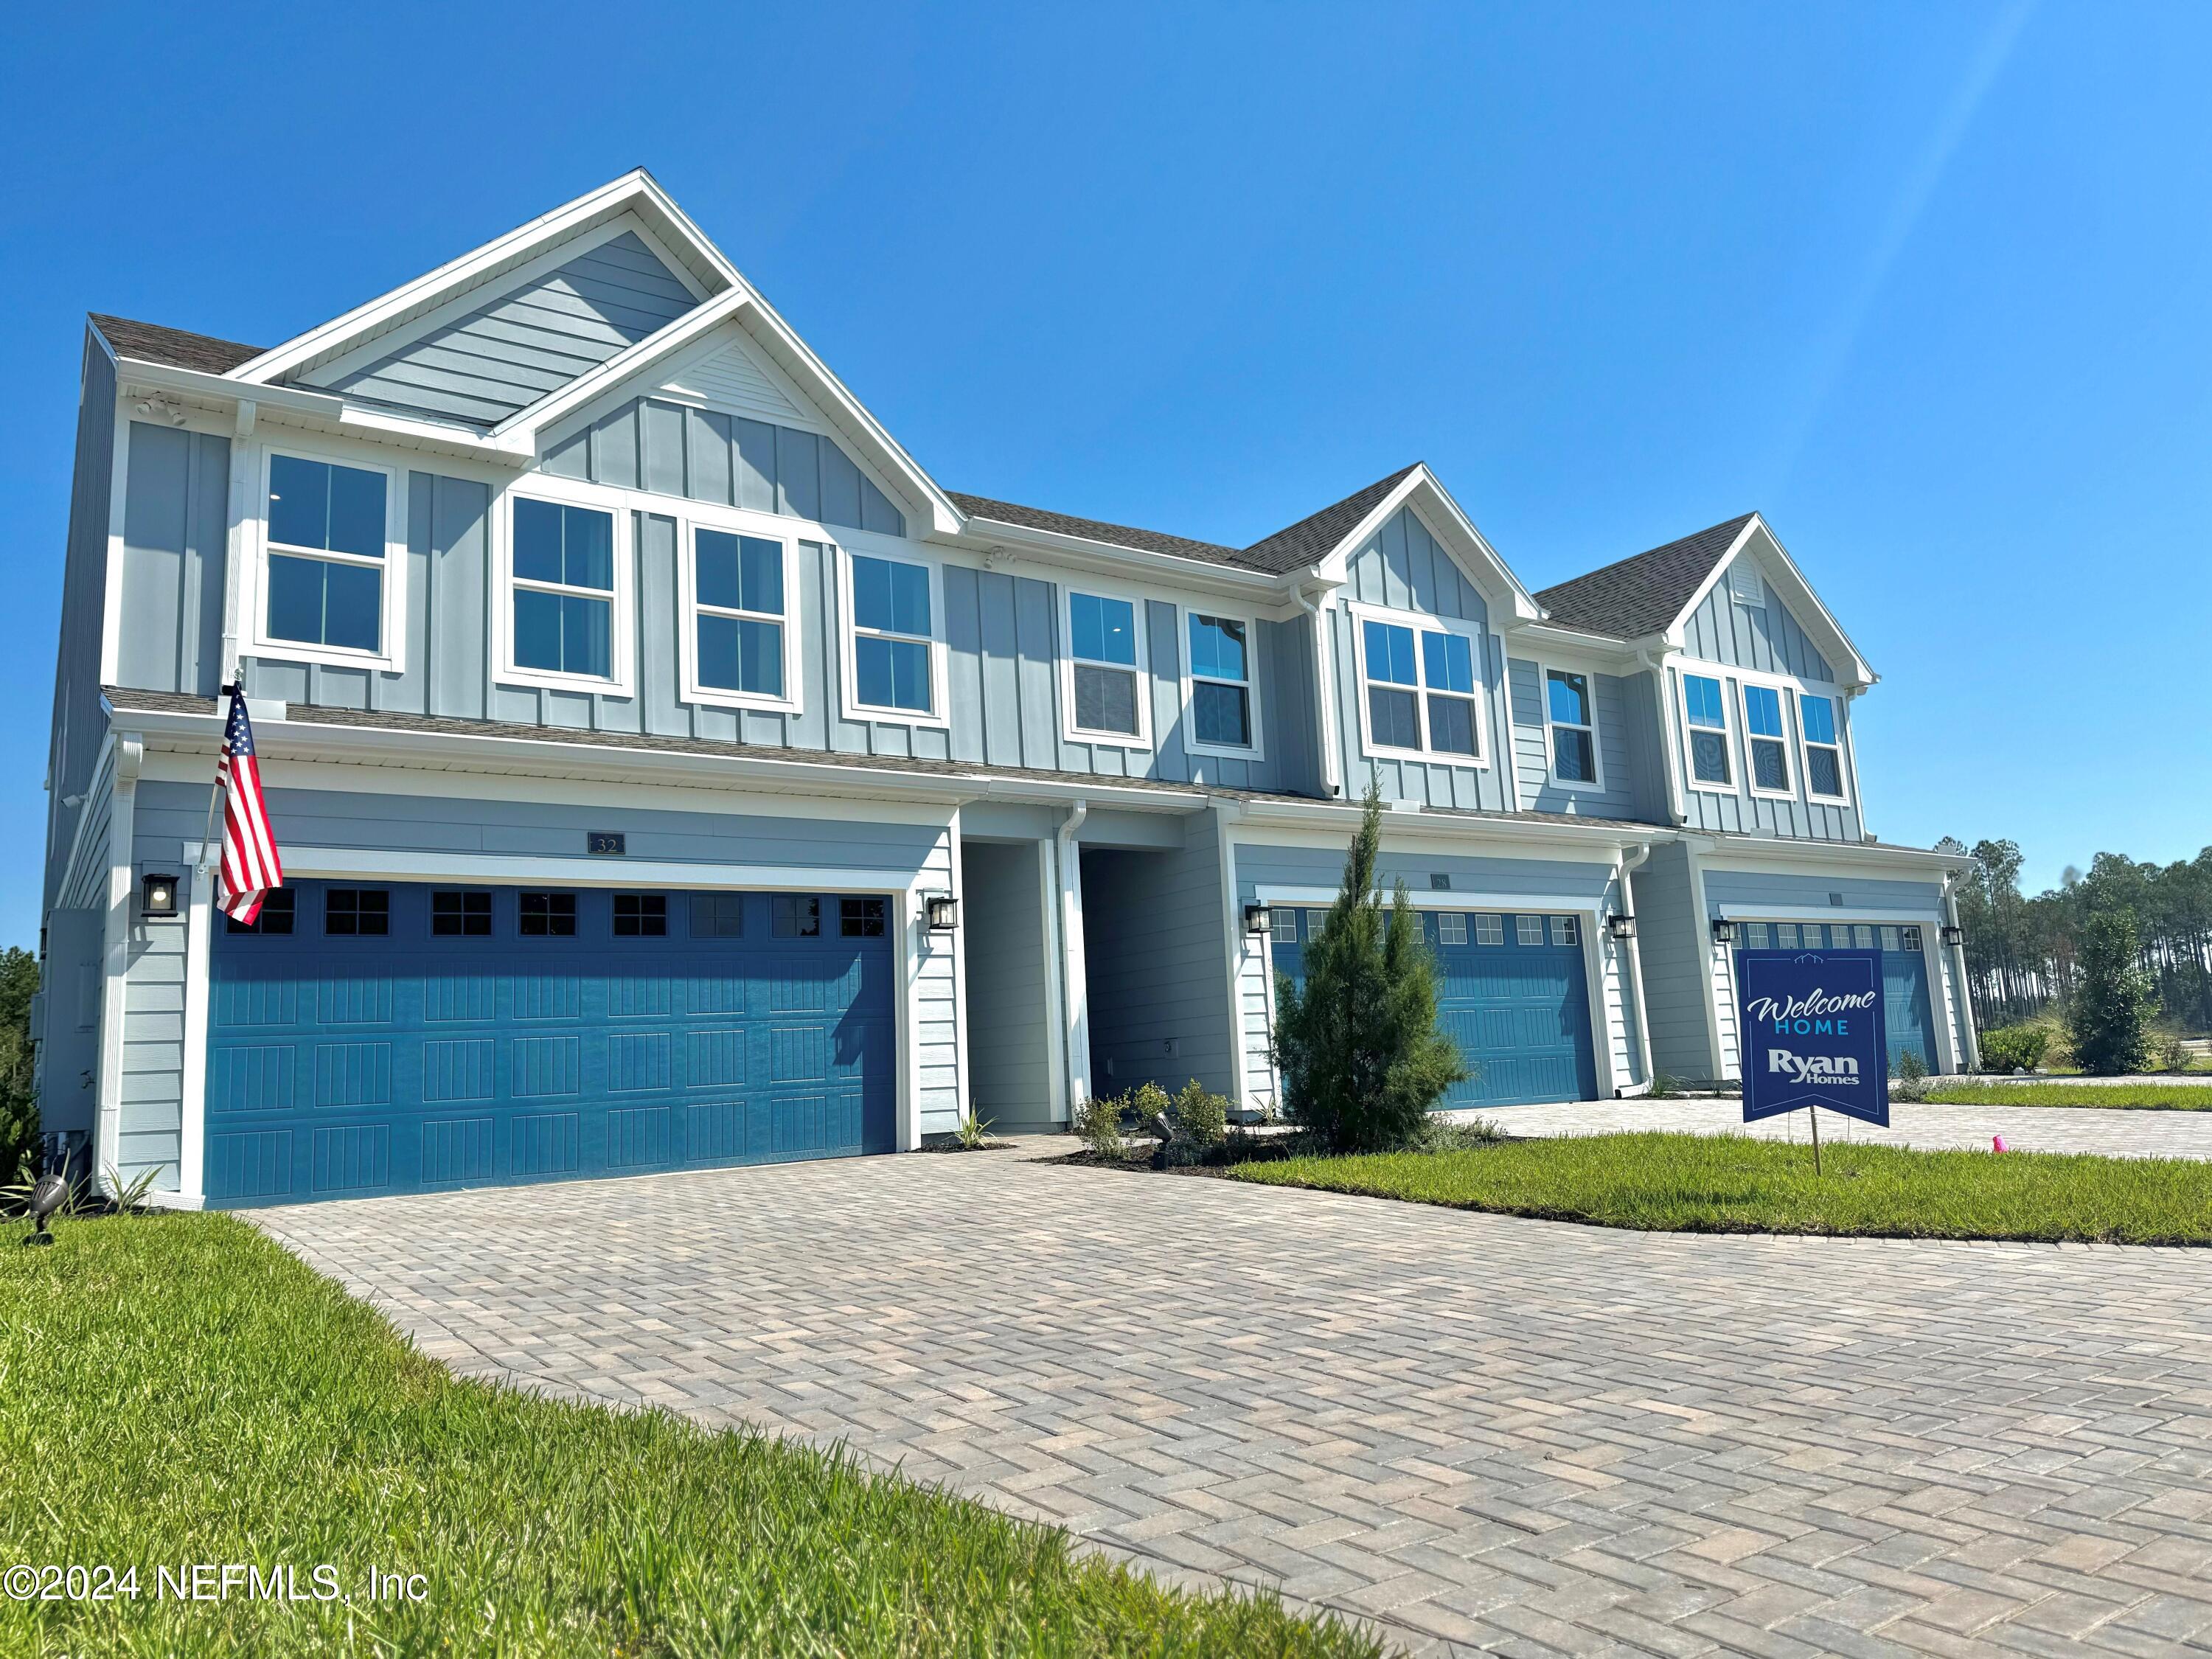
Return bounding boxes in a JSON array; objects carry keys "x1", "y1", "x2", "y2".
[
  {"x1": 306, "y1": 231, "x2": 699, "y2": 427},
  {"x1": 1231, "y1": 839, "x2": 1638, "y2": 1103},
  {"x1": 46, "y1": 337, "x2": 120, "y2": 914},
  {"x1": 1672, "y1": 552, "x2": 1861, "y2": 842},
  {"x1": 958, "y1": 841, "x2": 1052, "y2": 1128},
  {"x1": 1507, "y1": 660, "x2": 1646, "y2": 818},
  {"x1": 1082, "y1": 812, "x2": 1236, "y2": 1102},
  {"x1": 116, "y1": 422, "x2": 231, "y2": 700},
  {"x1": 1627, "y1": 841, "x2": 1717, "y2": 1082},
  {"x1": 1328, "y1": 506, "x2": 1512, "y2": 811}
]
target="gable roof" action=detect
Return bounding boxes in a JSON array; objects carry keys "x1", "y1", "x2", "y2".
[
  {"x1": 91, "y1": 313, "x2": 263, "y2": 375},
  {"x1": 1531, "y1": 513, "x2": 1757, "y2": 640},
  {"x1": 1238, "y1": 465, "x2": 1422, "y2": 575}
]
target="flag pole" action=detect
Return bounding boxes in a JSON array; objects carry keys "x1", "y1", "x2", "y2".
[{"x1": 197, "y1": 682, "x2": 233, "y2": 879}]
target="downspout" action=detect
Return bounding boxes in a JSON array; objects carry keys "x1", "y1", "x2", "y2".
[
  {"x1": 1940, "y1": 866, "x2": 1981, "y2": 1073},
  {"x1": 1293, "y1": 587, "x2": 1341, "y2": 796},
  {"x1": 1635, "y1": 646, "x2": 1687, "y2": 825},
  {"x1": 1616, "y1": 841, "x2": 1657, "y2": 1093},
  {"x1": 1054, "y1": 799, "x2": 1091, "y2": 1116}
]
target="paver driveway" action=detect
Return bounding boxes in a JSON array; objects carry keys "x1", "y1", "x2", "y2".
[{"x1": 257, "y1": 1143, "x2": 2212, "y2": 1657}]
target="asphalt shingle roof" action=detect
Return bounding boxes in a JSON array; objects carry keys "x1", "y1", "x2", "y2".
[
  {"x1": 1236, "y1": 465, "x2": 1422, "y2": 575},
  {"x1": 946, "y1": 493, "x2": 1251, "y2": 569},
  {"x1": 91, "y1": 313, "x2": 265, "y2": 375},
  {"x1": 1531, "y1": 513, "x2": 1758, "y2": 641}
]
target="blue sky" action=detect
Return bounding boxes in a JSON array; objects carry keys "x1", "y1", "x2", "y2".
[{"x1": 2, "y1": 1, "x2": 2205, "y2": 943}]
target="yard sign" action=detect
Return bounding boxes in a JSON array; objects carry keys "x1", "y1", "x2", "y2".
[{"x1": 1738, "y1": 947, "x2": 1891, "y2": 1127}]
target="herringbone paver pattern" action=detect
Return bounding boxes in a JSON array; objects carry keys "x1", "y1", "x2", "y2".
[{"x1": 257, "y1": 1139, "x2": 2212, "y2": 1656}]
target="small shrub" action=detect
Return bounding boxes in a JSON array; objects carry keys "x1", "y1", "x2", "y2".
[
  {"x1": 1893, "y1": 1048, "x2": 1930, "y2": 1103},
  {"x1": 1409, "y1": 1114, "x2": 1504, "y2": 1152},
  {"x1": 1169, "y1": 1079, "x2": 1228, "y2": 1151},
  {"x1": 1121, "y1": 1081, "x2": 1173, "y2": 1143},
  {"x1": 1978, "y1": 1023, "x2": 2051, "y2": 1074},
  {"x1": 1072, "y1": 1093, "x2": 1126, "y2": 1158},
  {"x1": 2152, "y1": 1029, "x2": 2193, "y2": 1074},
  {"x1": 1647, "y1": 1073, "x2": 1680, "y2": 1100}
]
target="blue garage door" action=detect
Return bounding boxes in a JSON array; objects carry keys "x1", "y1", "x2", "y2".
[
  {"x1": 1735, "y1": 920, "x2": 1938, "y2": 1074},
  {"x1": 206, "y1": 881, "x2": 896, "y2": 1207},
  {"x1": 1271, "y1": 908, "x2": 1599, "y2": 1107}
]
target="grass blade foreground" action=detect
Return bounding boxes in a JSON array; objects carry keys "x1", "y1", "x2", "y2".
[
  {"x1": 1, "y1": 1212, "x2": 1380, "y2": 1658},
  {"x1": 1230, "y1": 1130, "x2": 2212, "y2": 1246}
]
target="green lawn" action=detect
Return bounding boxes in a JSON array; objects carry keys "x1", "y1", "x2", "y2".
[
  {"x1": 1228, "y1": 1132, "x2": 2212, "y2": 1245},
  {"x1": 1926, "y1": 1081, "x2": 2212, "y2": 1110},
  {"x1": 1, "y1": 1214, "x2": 1379, "y2": 1658}
]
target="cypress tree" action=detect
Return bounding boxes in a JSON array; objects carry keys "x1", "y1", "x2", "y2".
[
  {"x1": 2068, "y1": 909, "x2": 2157, "y2": 1075},
  {"x1": 1273, "y1": 782, "x2": 1467, "y2": 1151}
]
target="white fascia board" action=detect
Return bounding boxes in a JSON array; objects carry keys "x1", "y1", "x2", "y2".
[
  {"x1": 112, "y1": 699, "x2": 1208, "y2": 815},
  {"x1": 1663, "y1": 516, "x2": 1877, "y2": 688},
  {"x1": 230, "y1": 170, "x2": 715, "y2": 388},
  {"x1": 1314, "y1": 467, "x2": 1544, "y2": 621},
  {"x1": 1227, "y1": 794, "x2": 1650, "y2": 855},
  {"x1": 112, "y1": 359, "x2": 523, "y2": 468},
  {"x1": 489, "y1": 288, "x2": 754, "y2": 449},
  {"x1": 947, "y1": 515, "x2": 1283, "y2": 602},
  {"x1": 1686, "y1": 833, "x2": 1970, "y2": 875},
  {"x1": 1507, "y1": 620, "x2": 1647, "y2": 662}
]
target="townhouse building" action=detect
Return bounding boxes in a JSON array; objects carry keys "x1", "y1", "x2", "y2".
[{"x1": 35, "y1": 170, "x2": 1978, "y2": 1206}]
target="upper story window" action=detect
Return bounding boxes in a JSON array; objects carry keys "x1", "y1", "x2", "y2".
[
  {"x1": 689, "y1": 528, "x2": 790, "y2": 706},
  {"x1": 1683, "y1": 672, "x2": 1732, "y2": 787},
  {"x1": 512, "y1": 498, "x2": 615, "y2": 681},
  {"x1": 1066, "y1": 591, "x2": 1147, "y2": 742},
  {"x1": 846, "y1": 552, "x2": 942, "y2": 720},
  {"x1": 1742, "y1": 684, "x2": 1793, "y2": 796},
  {"x1": 1545, "y1": 669, "x2": 1599, "y2": 787},
  {"x1": 1800, "y1": 692, "x2": 1846, "y2": 800},
  {"x1": 1187, "y1": 613, "x2": 1256, "y2": 753},
  {"x1": 1357, "y1": 613, "x2": 1481, "y2": 761},
  {"x1": 262, "y1": 453, "x2": 392, "y2": 660}
]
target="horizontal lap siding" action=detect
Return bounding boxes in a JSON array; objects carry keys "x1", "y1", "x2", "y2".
[
  {"x1": 1629, "y1": 841, "x2": 1714, "y2": 1081},
  {"x1": 119, "y1": 820, "x2": 191, "y2": 1192},
  {"x1": 912, "y1": 827, "x2": 961, "y2": 1133},
  {"x1": 316, "y1": 232, "x2": 698, "y2": 425},
  {"x1": 959, "y1": 842, "x2": 1049, "y2": 1124},
  {"x1": 1700, "y1": 869, "x2": 1942, "y2": 919},
  {"x1": 1083, "y1": 813, "x2": 1234, "y2": 1102},
  {"x1": 1508, "y1": 660, "x2": 1639, "y2": 818},
  {"x1": 1333, "y1": 507, "x2": 1509, "y2": 811}
]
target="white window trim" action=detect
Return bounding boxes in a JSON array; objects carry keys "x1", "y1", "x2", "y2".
[
  {"x1": 1348, "y1": 602, "x2": 1488, "y2": 768},
  {"x1": 1059, "y1": 583, "x2": 1153, "y2": 748},
  {"x1": 835, "y1": 543, "x2": 951, "y2": 729},
  {"x1": 1798, "y1": 689, "x2": 1850, "y2": 804},
  {"x1": 1678, "y1": 668, "x2": 1737, "y2": 797},
  {"x1": 1537, "y1": 661, "x2": 1605, "y2": 794},
  {"x1": 674, "y1": 505, "x2": 801, "y2": 714},
  {"x1": 1180, "y1": 605, "x2": 1266, "y2": 761},
  {"x1": 245, "y1": 442, "x2": 408, "y2": 674},
  {"x1": 1737, "y1": 675, "x2": 1799, "y2": 801},
  {"x1": 493, "y1": 475, "x2": 638, "y2": 698}
]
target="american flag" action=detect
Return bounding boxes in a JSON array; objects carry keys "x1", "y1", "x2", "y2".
[{"x1": 215, "y1": 686, "x2": 283, "y2": 925}]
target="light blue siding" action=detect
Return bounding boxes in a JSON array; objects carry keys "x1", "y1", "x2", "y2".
[
  {"x1": 1679, "y1": 554, "x2": 1834, "y2": 681},
  {"x1": 1508, "y1": 659, "x2": 1640, "y2": 818},
  {"x1": 46, "y1": 335, "x2": 119, "y2": 914},
  {"x1": 1330, "y1": 507, "x2": 1511, "y2": 810},
  {"x1": 1666, "y1": 662, "x2": 1863, "y2": 842},
  {"x1": 1233, "y1": 843, "x2": 1613, "y2": 908},
  {"x1": 1701, "y1": 869, "x2": 1942, "y2": 919},
  {"x1": 959, "y1": 841, "x2": 1051, "y2": 1127},
  {"x1": 310, "y1": 232, "x2": 698, "y2": 426},
  {"x1": 1629, "y1": 841, "x2": 1717, "y2": 1081},
  {"x1": 541, "y1": 396, "x2": 906, "y2": 538},
  {"x1": 1083, "y1": 812, "x2": 1235, "y2": 1099},
  {"x1": 117, "y1": 422, "x2": 229, "y2": 700}
]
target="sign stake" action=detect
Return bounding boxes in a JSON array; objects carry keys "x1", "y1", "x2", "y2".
[{"x1": 1807, "y1": 1105, "x2": 1822, "y2": 1176}]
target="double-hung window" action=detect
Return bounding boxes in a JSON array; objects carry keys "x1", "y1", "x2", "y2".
[
  {"x1": 692, "y1": 528, "x2": 787, "y2": 703},
  {"x1": 849, "y1": 553, "x2": 936, "y2": 717},
  {"x1": 1068, "y1": 591, "x2": 1145, "y2": 740},
  {"x1": 512, "y1": 498, "x2": 616, "y2": 681},
  {"x1": 1800, "y1": 692, "x2": 1846, "y2": 799},
  {"x1": 1545, "y1": 669, "x2": 1599, "y2": 785},
  {"x1": 264, "y1": 453, "x2": 389, "y2": 657},
  {"x1": 1359, "y1": 616, "x2": 1481, "y2": 759},
  {"x1": 1683, "y1": 672, "x2": 1732, "y2": 787},
  {"x1": 1188, "y1": 613, "x2": 1255, "y2": 751},
  {"x1": 1742, "y1": 683, "x2": 1792, "y2": 794}
]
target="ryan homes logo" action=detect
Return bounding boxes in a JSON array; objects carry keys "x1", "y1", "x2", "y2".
[{"x1": 1745, "y1": 984, "x2": 1880, "y2": 1088}]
